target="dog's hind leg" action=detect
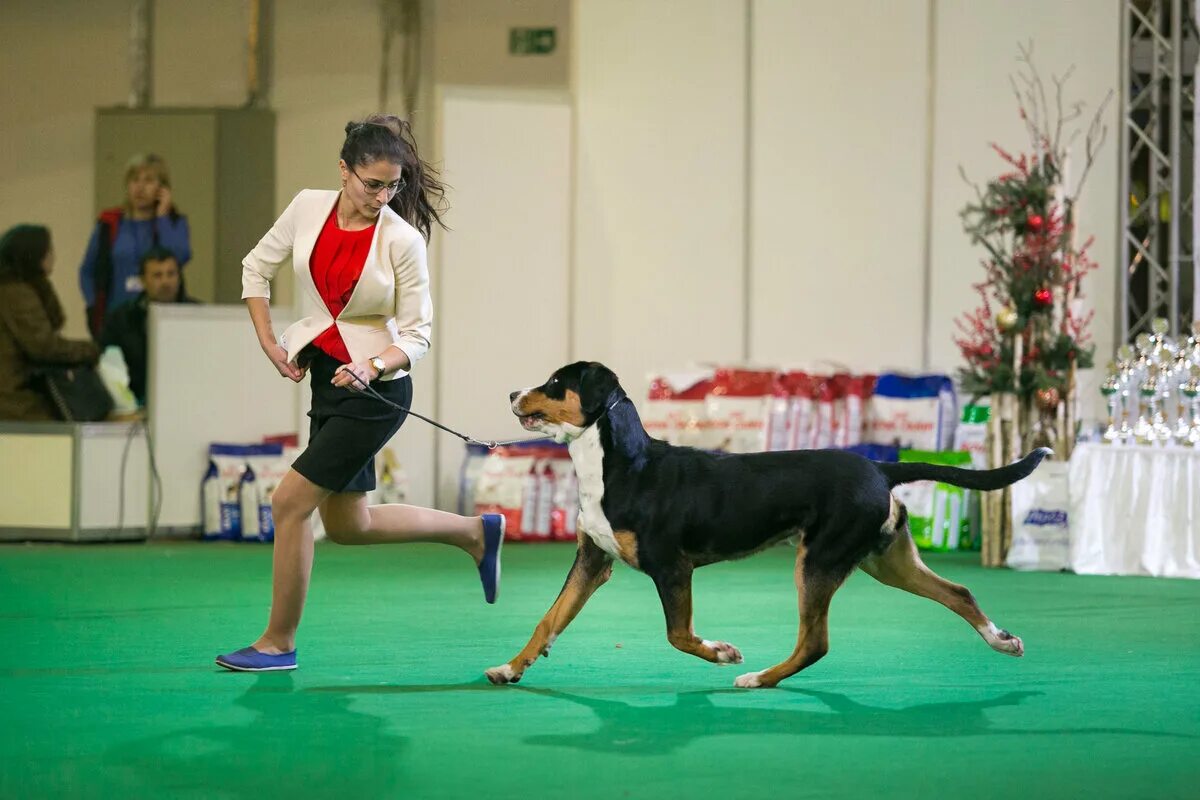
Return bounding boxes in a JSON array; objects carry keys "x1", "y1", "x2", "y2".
[
  {"x1": 859, "y1": 528, "x2": 1023, "y2": 657},
  {"x1": 652, "y1": 564, "x2": 744, "y2": 665},
  {"x1": 735, "y1": 542, "x2": 844, "y2": 688},
  {"x1": 485, "y1": 536, "x2": 613, "y2": 685}
]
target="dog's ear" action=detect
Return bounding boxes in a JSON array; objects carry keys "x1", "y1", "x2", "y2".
[{"x1": 579, "y1": 362, "x2": 620, "y2": 415}]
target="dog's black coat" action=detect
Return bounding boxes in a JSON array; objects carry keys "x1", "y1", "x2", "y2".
[{"x1": 537, "y1": 361, "x2": 1048, "y2": 579}]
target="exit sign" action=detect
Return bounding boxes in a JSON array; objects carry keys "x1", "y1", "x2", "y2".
[{"x1": 509, "y1": 27, "x2": 556, "y2": 55}]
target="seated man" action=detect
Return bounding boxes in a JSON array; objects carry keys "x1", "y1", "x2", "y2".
[{"x1": 100, "y1": 246, "x2": 197, "y2": 405}]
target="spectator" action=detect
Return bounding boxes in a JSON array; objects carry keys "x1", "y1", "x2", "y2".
[
  {"x1": 79, "y1": 153, "x2": 192, "y2": 338},
  {"x1": 0, "y1": 225, "x2": 99, "y2": 421},
  {"x1": 100, "y1": 245, "x2": 198, "y2": 405}
]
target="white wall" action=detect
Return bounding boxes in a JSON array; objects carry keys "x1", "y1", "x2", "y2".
[
  {"x1": 751, "y1": 0, "x2": 931, "y2": 373},
  {"x1": 436, "y1": 88, "x2": 573, "y2": 504},
  {"x1": 572, "y1": 0, "x2": 749, "y2": 402},
  {"x1": 928, "y1": 0, "x2": 1121, "y2": 374}
]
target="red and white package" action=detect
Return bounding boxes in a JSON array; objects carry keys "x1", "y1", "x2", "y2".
[
  {"x1": 832, "y1": 374, "x2": 876, "y2": 448},
  {"x1": 705, "y1": 369, "x2": 778, "y2": 453},
  {"x1": 812, "y1": 378, "x2": 836, "y2": 450},
  {"x1": 782, "y1": 372, "x2": 817, "y2": 451},
  {"x1": 473, "y1": 449, "x2": 537, "y2": 540},
  {"x1": 642, "y1": 371, "x2": 716, "y2": 448},
  {"x1": 549, "y1": 461, "x2": 579, "y2": 541}
]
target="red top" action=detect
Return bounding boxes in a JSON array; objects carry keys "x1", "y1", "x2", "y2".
[{"x1": 309, "y1": 207, "x2": 376, "y2": 363}]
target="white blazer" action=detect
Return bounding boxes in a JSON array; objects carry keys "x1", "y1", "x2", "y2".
[{"x1": 241, "y1": 189, "x2": 432, "y2": 380}]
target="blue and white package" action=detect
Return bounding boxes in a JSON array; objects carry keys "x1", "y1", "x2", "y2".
[
  {"x1": 241, "y1": 443, "x2": 287, "y2": 542},
  {"x1": 864, "y1": 374, "x2": 957, "y2": 452},
  {"x1": 203, "y1": 444, "x2": 252, "y2": 540}
]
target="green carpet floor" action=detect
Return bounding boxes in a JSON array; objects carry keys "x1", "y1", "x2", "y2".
[{"x1": 0, "y1": 541, "x2": 1197, "y2": 799}]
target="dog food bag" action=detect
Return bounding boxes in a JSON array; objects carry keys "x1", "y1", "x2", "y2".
[
  {"x1": 832, "y1": 374, "x2": 876, "y2": 448},
  {"x1": 373, "y1": 447, "x2": 409, "y2": 506},
  {"x1": 458, "y1": 443, "x2": 492, "y2": 516},
  {"x1": 784, "y1": 373, "x2": 818, "y2": 450},
  {"x1": 550, "y1": 465, "x2": 579, "y2": 541},
  {"x1": 473, "y1": 444, "x2": 545, "y2": 540},
  {"x1": 240, "y1": 443, "x2": 288, "y2": 542},
  {"x1": 893, "y1": 450, "x2": 973, "y2": 551},
  {"x1": 705, "y1": 369, "x2": 779, "y2": 453},
  {"x1": 201, "y1": 461, "x2": 223, "y2": 539},
  {"x1": 953, "y1": 403, "x2": 991, "y2": 470},
  {"x1": 812, "y1": 379, "x2": 837, "y2": 450},
  {"x1": 643, "y1": 371, "x2": 715, "y2": 447},
  {"x1": 765, "y1": 378, "x2": 793, "y2": 452},
  {"x1": 1006, "y1": 461, "x2": 1070, "y2": 571},
  {"x1": 865, "y1": 374, "x2": 957, "y2": 452},
  {"x1": 202, "y1": 444, "x2": 252, "y2": 540}
]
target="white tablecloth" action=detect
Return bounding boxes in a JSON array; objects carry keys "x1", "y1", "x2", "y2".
[{"x1": 1069, "y1": 442, "x2": 1200, "y2": 578}]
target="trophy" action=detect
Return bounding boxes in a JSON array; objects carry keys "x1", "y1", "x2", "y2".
[
  {"x1": 1183, "y1": 367, "x2": 1200, "y2": 447},
  {"x1": 1151, "y1": 366, "x2": 1174, "y2": 443},
  {"x1": 1100, "y1": 365, "x2": 1122, "y2": 443},
  {"x1": 1173, "y1": 354, "x2": 1193, "y2": 441},
  {"x1": 1134, "y1": 376, "x2": 1155, "y2": 444},
  {"x1": 1115, "y1": 345, "x2": 1136, "y2": 443}
]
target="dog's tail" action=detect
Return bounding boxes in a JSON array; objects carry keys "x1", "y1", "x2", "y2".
[{"x1": 877, "y1": 447, "x2": 1052, "y2": 491}]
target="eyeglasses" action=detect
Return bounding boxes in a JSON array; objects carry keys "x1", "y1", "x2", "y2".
[{"x1": 351, "y1": 168, "x2": 405, "y2": 198}]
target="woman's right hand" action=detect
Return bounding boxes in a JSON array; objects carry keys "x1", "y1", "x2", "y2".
[{"x1": 264, "y1": 343, "x2": 305, "y2": 382}]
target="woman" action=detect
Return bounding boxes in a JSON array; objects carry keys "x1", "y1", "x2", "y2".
[
  {"x1": 217, "y1": 115, "x2": 504, "y2": 672},
  {"x1": 0, "y1": 225, "x2": 100, "y2": 421},
  {"x1": 79, "y1": 153, "x2": 192, "y2": 338}
]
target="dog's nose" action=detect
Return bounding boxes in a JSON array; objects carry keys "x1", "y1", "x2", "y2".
[{"x1": 509, "y1": 391, "x2": 519, "y2": 403}]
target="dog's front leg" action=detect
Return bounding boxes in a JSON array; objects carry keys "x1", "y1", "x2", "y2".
[
  {"x1": 485, "y1": 537, "x2": 613, "y2": 685},
  {"x1": 652, "y1": 564, "x2": 743, "y2": 665}
]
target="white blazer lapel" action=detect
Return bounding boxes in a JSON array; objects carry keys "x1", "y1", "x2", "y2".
[{"x1": 292, "y1": 191, "x2": 340, "y2": 313}]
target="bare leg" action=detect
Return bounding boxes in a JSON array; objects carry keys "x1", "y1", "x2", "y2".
[
  {"x1": 319, "y1": 493, "x2": 486, "y2": 562},
  {"x1": 252, "y1": 469, "x2": 330, "y2": 654}
]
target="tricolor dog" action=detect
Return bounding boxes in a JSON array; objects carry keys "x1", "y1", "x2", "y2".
[{"x1": 486, "y1": 362, "x2": 1048, "y2": 688}]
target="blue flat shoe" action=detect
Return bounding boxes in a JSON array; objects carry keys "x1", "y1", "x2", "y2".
[
  {"x1": 478, "y1": 514, "x2": 505, "y2": 604},
  {"x1": 215, "y1": 646, "x2": 297, "y2": 672}
]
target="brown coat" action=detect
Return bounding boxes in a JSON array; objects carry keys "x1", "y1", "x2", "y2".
[{"x1": 0, "y1": 280, "x2": 99, "y2": 421}]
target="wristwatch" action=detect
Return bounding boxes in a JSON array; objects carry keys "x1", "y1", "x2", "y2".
[{"x1": 369, "y1": 356, "x2": 387, "y2": 379}]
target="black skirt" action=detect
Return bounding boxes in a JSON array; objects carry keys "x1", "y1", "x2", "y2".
[{"x1": 291, "y1": 346, "x2": 412, "y2": 493}]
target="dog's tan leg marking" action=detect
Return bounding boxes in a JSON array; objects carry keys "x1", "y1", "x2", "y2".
[
  {"x1": 613, "y1": 530, "x2": 640, "y2": 570},
  {"x1": 735, "y1": 541, "x2": 842, "y2": 688},
  {"x1": 485, "y1": 536, "x2": 613, "y2": 685},
  {"x1": 654, "y1": 565, "x2": 743, "y2": 665},
  {"x1": 859, "y1": 529, "x2": 1023, "y2": 657}
]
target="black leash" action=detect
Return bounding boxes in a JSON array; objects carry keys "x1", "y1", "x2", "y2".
[
  {"x1": 344, "y1": 371, "x2": 625, "y2": 450},
  {"x1": 344, "y1": 371, "x2": 547, "y2": 449}
]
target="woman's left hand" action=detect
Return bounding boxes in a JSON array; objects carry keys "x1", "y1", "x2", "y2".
[{"x1": 332, "y1": 361, "x2": 377, "y2": 391}]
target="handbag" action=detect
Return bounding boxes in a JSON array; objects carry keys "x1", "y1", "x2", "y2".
[{"x1": 32, "y1": 364, "x2": 114, "y2": 422}]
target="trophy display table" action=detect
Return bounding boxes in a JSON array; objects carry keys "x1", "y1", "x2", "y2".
[{"x1": 1069, "y1": 442, "x2": 1200, "y2": 579}]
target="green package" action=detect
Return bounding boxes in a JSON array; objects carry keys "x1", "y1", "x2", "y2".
[{"x1": 895, "y1": 449, "x2": 974, "y2": 551}]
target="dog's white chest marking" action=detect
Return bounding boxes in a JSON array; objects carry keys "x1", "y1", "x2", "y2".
[{"x1": 568, "y1": 425, "x2": 622, "y2": 559}]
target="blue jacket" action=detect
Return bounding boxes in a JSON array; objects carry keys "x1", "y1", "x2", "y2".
[{"x1": 79, "y1": 209, "x2": 192, "y2": 328}]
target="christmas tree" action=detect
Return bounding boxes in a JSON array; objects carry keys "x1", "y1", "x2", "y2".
[{"x1": 954, "y1": 44, "x2": 1112, "y2": 425}]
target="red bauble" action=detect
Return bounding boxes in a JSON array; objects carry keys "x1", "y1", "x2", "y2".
[
  {"x1": 1033, "y1": 287, "x2": 1053, "y2": 307},
  {"x1": 1027, "y1": 214, "x2": 1044, "y2": 231}
]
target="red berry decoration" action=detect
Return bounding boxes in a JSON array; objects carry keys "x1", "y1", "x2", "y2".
[
  {"x1": 1033, "y1": 287, "x2": 1053, "y2": 307},
  {"x1": 1027, "y1": 213, "x2": 1044, "y2": 231}
]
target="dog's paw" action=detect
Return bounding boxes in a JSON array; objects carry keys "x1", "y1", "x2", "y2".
[
  {"x1": 993, "y1": 631, "x2": 1024, "y2": 657},
  {"x1": 981, "y1": 623, "x2": 1024, "y2": 657},
  {"x1": 485, "y1": 664, "x2": 521, "y2": 685},
  {"x1": 703, "y1": 640, "x2": 743, "y2": 664},
  {"x1": 734, "y1": 670, "x2": 767, "y2": 689}
]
